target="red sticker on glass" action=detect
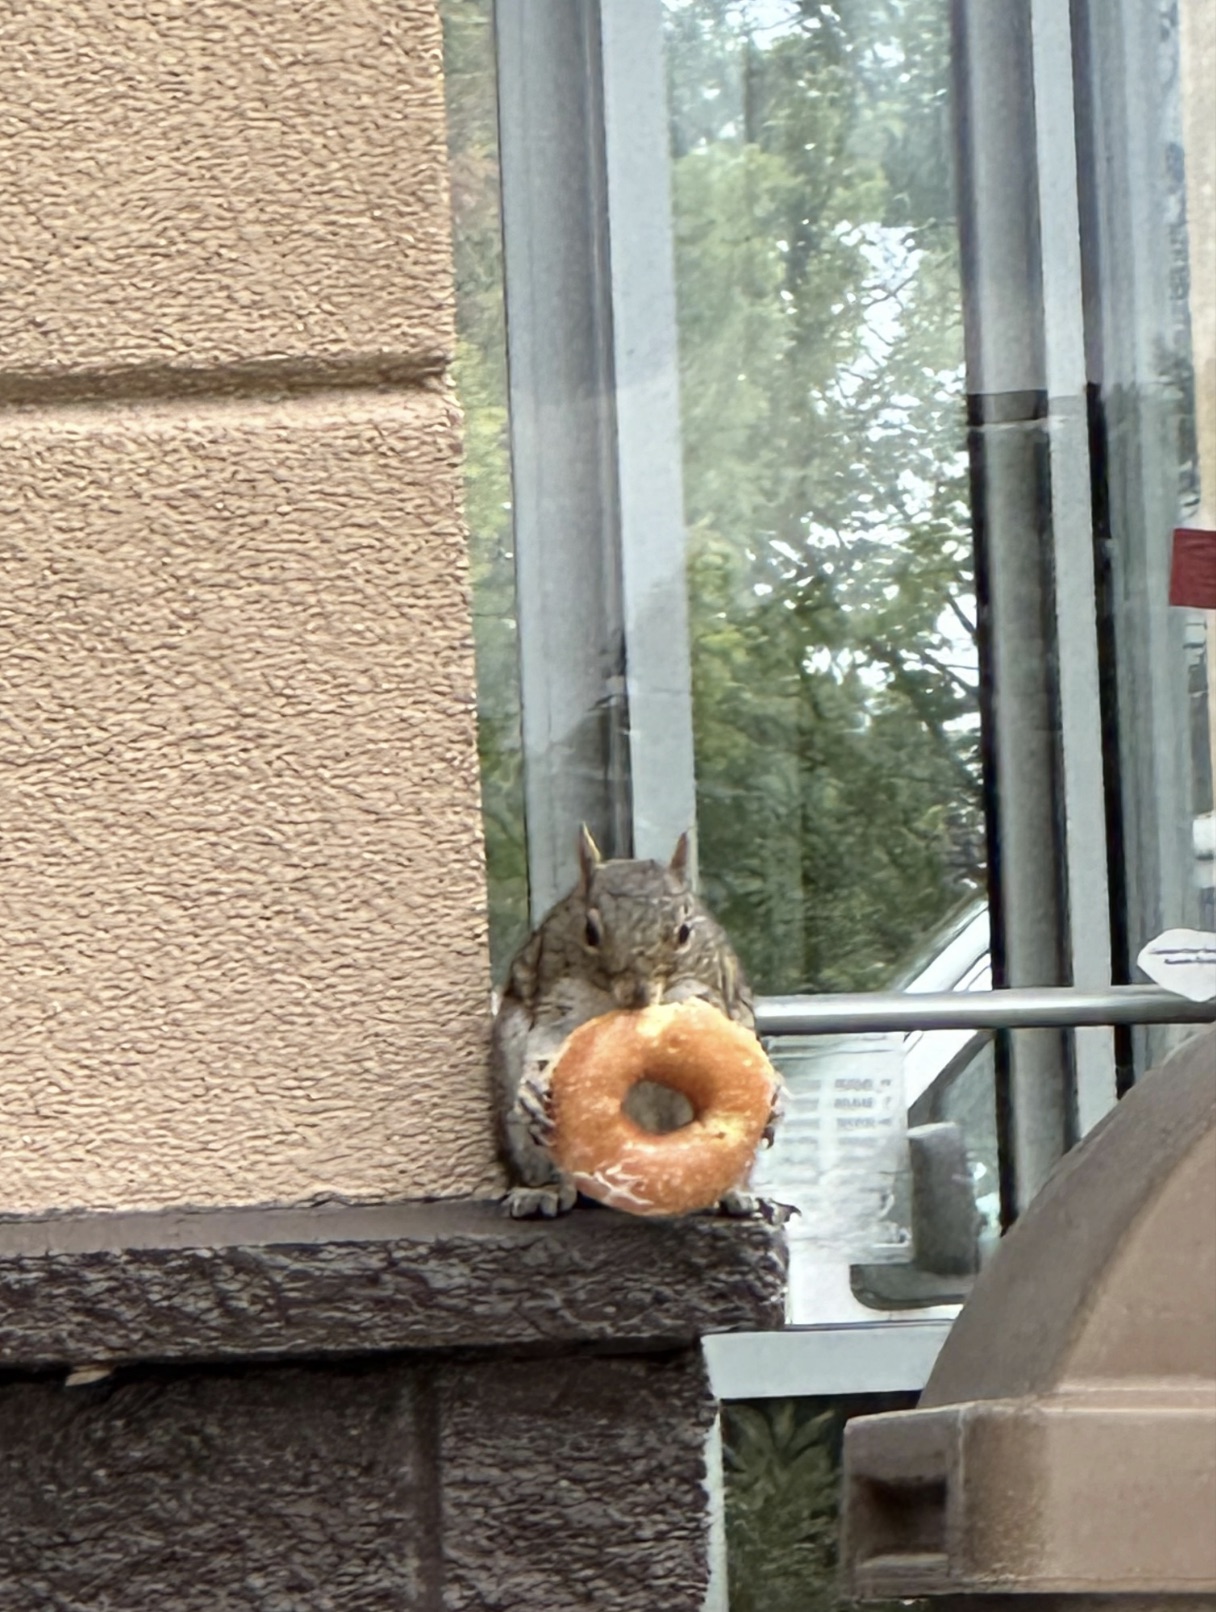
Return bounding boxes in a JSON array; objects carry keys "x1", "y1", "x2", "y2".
[{"x1": 1170, "y1": 527, "x2": 1216, "y2": 609}]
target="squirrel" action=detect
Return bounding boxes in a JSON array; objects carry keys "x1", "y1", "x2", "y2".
[{"x1": 492, "y1": 825, "x2": 777, "y2": 1218}]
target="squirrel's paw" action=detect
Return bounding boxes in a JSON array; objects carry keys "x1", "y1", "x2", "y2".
[
  {"x1": 716, "y1": 1188, "x2": 793, "y2": 1223},
  {"x1": 502, "y1": 1179, "x2": 577, "y2": 1219},
  {"x1": 517, "y1": 1065, "x2": 556, "y2": 1147},
  {"x1": 715, "y1": 1191, "x2": 797, "y2": 1226}
]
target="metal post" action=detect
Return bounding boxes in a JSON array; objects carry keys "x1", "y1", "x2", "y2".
[
  {"x1": 598, "y1": 0, "x2": 698, "y2": 872},
  {"x1": 1030, "y1": 0, "x2": 1117, "y2": 1137},
  {"x1": 756, "y1": 985, "x2": 1216, "y2": 1037},
  {"x1": 953, "y1": 0, "x2": 1074, "y2": 1212},
  {"x1": 494, "y1": 0, "x2": 631, "y2": 919},
  {"x1": 495, "y1": 0, "x2": 697, "y2": 917}
]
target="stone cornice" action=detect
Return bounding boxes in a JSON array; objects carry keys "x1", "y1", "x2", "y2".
[{"x1": 0, "y1": 1199, "x2": 787, "y2": 1372}]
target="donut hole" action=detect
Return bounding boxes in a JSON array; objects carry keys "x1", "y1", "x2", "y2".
[{"x1": 622, "y1": 1078, "x2": 696, "y2": 1135}]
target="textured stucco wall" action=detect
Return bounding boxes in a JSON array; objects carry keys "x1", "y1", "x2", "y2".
[
  {"x1": 0, "y1": 0, "x2": 499, "y2": 1212},
  {"x1": 0, "y1": 2, "x2": 454, "y2": 380}
]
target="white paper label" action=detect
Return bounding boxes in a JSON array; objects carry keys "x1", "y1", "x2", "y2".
[
  {"x1": 752, "y1": 1031, "x2": 909, "y2": 1259},
  {"x1": 1136, "y1": 928, "x2": 1216, "y2": 1002}
]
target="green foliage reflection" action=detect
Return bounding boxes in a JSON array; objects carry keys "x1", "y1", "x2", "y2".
[
  {"x1": 441, "y1": 0, "x2": 531, "y2": 971},
  {"x1": 441, "y1": 0, "x2": 983, "y2": 990},
  {"x1": 667, "y1": 0, "x2": 983, "y2": 993}
]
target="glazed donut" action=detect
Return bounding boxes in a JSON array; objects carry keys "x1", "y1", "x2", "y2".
[{"x1": 547, "y1": 998, "x2": 778, "y2": 1217}]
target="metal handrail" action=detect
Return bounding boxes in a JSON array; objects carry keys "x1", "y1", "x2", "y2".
[{"x1": 755, "y1": 985, "x2": 1216, "y2": 1037}]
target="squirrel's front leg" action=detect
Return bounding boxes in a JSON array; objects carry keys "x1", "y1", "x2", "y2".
[{"x1": 491, "y1": 1003, "x2": 577, "y2": 1219}]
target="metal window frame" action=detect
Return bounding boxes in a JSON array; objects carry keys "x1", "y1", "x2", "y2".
[
  {"x1": 947, "y1": 0, "x2": 1185, "y2": 1214},
  {"x1": 495, "y1": 0, "x2": 697, "y2": 923},
  {"x1": 1030, "y1": 0, "x2": 1118, "y2": 1139}
]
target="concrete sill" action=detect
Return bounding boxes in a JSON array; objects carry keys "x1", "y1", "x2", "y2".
[{"x1": 0, "y1": 1198, "x2": 787, "y2": 1373}]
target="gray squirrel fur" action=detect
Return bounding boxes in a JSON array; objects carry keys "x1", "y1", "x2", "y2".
[{"x1": 491, "y1": 825, "x2": 773, "y2": 1218}]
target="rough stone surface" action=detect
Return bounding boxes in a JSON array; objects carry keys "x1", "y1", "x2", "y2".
[
  {"x1": 0, "y1": 393, "x2": 497, "y2": 1215},
  {"x1": 0, "y1": 1362, "x2": 437, "y2": 1611},
  {"x1": 0, "y1": 1200, "x2": 788, "y2": 1370},
  {"x1": 437, "y1": 1349, "x2": 716, "y2": 1612},
  {"x1": 0, "y1": 1347, "x2": 719, "y2": 1612},
  {"x1": 0, "y1": 0, "x2": 455, "y2": 381}
]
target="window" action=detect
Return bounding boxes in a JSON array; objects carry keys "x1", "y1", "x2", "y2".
[
  {"x1": 441, "y1": 1, "x2": 527, "y2": 966},
  {"x1": 441, "y1": 0, "x2": 1213, "y2": 1307},
  {"x1": 667, "y1": 0, "x2": 979, "y2": 1000}
]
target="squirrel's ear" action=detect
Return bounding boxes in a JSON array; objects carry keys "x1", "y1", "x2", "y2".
[
  {"x1": 669, "y1": 831, "x2": 692, "y2": 883},
  {"x1": 577, "y1": 824, "x2": 602, "y2": 889}
]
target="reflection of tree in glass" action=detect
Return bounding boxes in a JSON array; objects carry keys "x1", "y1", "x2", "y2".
[
  {"x1": 441, "y1": 0, "x2": 531, "y2": 972},
  {"x1": 667, "y1": 0, "x2": 983, "y2": 994},
  {"x1": 722, "y1": 1394, "x2": 924, "y2": 1612},
  {"x1": 441, "y1": 0, "x2": 983, "y2": 988}
]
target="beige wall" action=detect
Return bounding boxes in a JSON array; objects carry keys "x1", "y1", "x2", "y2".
[{"x1": 0, "y1": 1, "x2": 501, "y2": 1213}]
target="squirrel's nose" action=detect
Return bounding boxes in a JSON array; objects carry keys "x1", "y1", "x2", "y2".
[{"x1": 614, "y1": 976, "x2": 659, "y2": 1010}]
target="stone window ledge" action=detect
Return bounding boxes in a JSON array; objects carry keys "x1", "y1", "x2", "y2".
[{"x1": 0, "y1": 1199, "x2": 787, "y2": 1373}]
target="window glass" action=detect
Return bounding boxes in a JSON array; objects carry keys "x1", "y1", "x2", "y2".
[
  {"x1": 441, "y1": 0, "x2": 986, "y2": 991},
  {"x1": 665, "y1": 0, "x2": 983, "y2": 995},
  {"x1": 1075, "y1": 0, "x2": 1211, "y2": 1071},
  {"x1": 440, "y1": 0, "x2": 530, "y2": 973},
  {"x1": 439, "y1": 2, "x2": 1210, "y2": 1019},
  {"x1": 440, "y1": 3, "x2": 1210, "y2": 1056},
  {"x1": 759, "y1": 963, "x2": 997, "y2": 1325},
  {"x1": 1179, "y1": 0, "x2": 1215, "y2": 937}
]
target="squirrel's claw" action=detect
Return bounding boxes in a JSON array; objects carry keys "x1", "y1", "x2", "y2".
[
  {"x1": 717, "y1": 1187, "x2": 760, "y2": 1218},
  {"x1": 517, "y1": 1062, "x2": 556, "y2": 1147},
  {"x1": 503, "y1": 1180, "x2": 577, "y2": 1219},
  {"x1": 715, "y1": 1191, "x2": 797, "y2": 1226},
  {"x1": 762, "y1": 1079, "x2": 788, "y2": 1149}
]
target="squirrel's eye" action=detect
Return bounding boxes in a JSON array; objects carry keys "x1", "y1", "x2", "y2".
[
  {"x1": 584, "y1": 914, "x2": 603, "y2": 948},
  {"x1": 676, "y1": 920, "x2": 692, "y2": 948}
]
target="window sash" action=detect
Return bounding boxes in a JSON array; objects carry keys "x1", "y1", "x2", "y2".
[{"x1": 495, "y1": 0, "x2": 697, "y2": 922}]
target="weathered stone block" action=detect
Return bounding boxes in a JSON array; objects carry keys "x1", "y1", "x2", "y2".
[
  {"x1": 0, "y1": 1200, "x2": 788, "y2": 1370},
  {"x1": 437, "y1": 1349, "x2": 716, "y2": 1612},
  {"x1": 0, "y1": 1362, "x2": 437, "y2": 1611},
  {"x1": 0, "y1": 1347, "x2": 724, "y2": 1611}
]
